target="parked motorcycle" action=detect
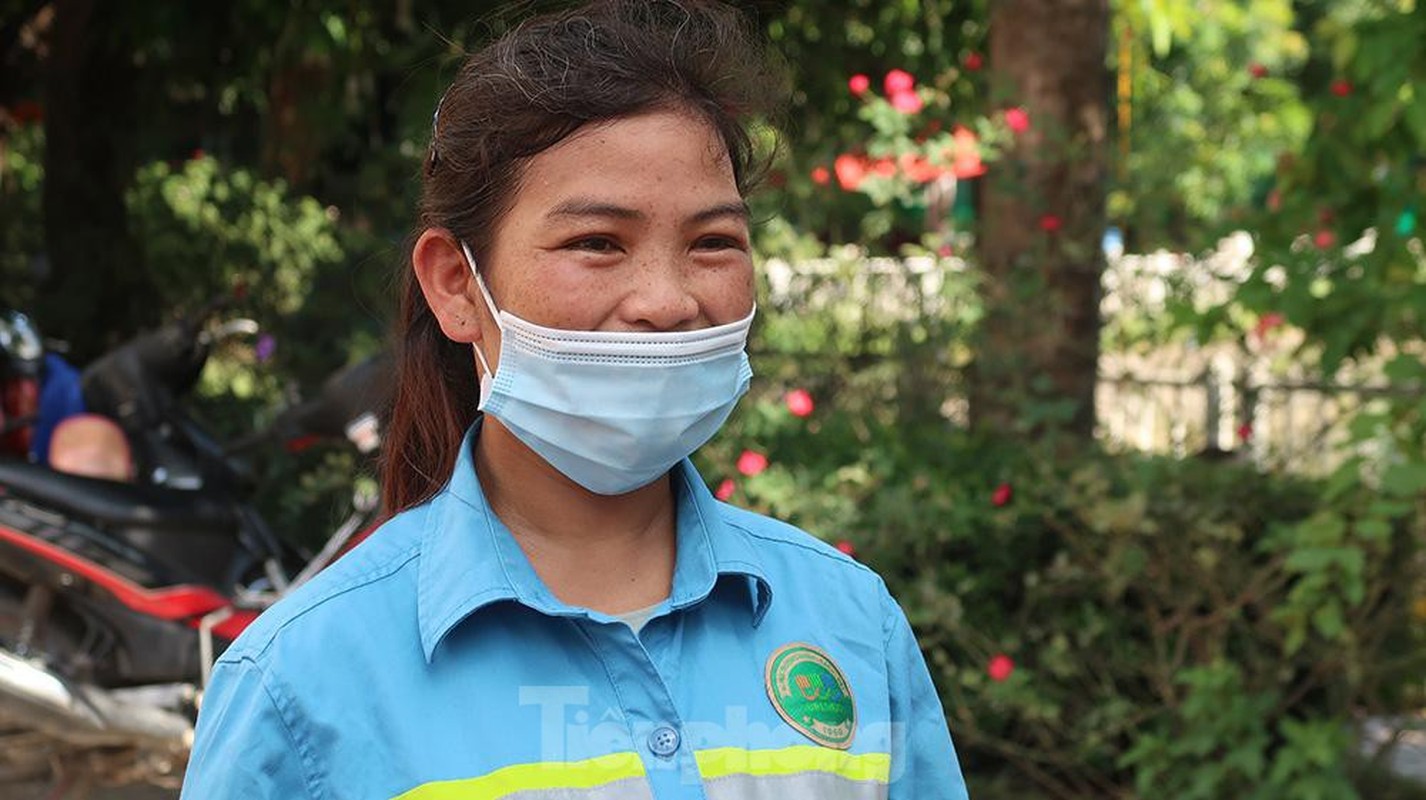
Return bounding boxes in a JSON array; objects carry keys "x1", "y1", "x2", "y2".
[{"x1": 0, "y1": 303, "x2": 392, "y2": 788}]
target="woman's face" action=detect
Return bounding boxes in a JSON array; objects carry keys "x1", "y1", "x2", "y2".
[{"x1": 475, "y1": 109, "x2": 754, "y2": 346}]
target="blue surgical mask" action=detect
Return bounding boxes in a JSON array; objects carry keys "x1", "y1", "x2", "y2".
[{"x1": 460, "y1": 242, "x2": 754, "y2": 495}]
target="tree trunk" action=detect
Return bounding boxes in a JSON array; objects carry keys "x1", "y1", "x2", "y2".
[
  {"x1": 39, "y1": 0, "x2": 154, "y2": 361},
  {"x1": 973, "y1": 0, "x2": 1110, "y2": 439}
]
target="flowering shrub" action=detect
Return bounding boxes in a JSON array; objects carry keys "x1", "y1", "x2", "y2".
[
  {"x1": 698, "y1": 300, "x2": 1426, "y2": 799},
  {"x1": 796, "y1": 68, "x2": 1027, "y2": 254}
]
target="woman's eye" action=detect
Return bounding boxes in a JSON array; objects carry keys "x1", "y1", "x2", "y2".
[
  {"x1": 695, "y1": 235, "x2": 747, "y2": 252},
  {"x1": 567, "y1": 236, "x2": 620, "y2": 253}
]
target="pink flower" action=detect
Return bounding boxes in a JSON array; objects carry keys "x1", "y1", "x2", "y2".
[
  {"x1": 848, "y1": 74, "x2": 871, "y2": 97},
  {"x1": 834, "y1": 153, "x2": 867, "y2": 191},
  {"x1": 991, "y1": 482, "x2": 1013, "y2": 507},
  {"x1": 884, "y1": 69, "x2": 915, "y2": 95},
  {"x1": 988, "y1": 654, "x2": 1015, "y2": 682},
  {"x1": 938, "y1": 244, "x2": 954, "y2": 258},
  {"x1": 737, "y1": 450, "x2": 768, "y2": 477},
  {"x1": 964, "y1": 52, "x2": 983, "y2": 71},
  {"x1": 1004, "y1": 107, "x2": 1031, "y2": 134},
  {"x1": 810, "y1": 166, "x2": 830, "y2": 186},
  {"x1": 1237, "y1": 422, "x2": 1253, "y2": 442},
  {"x1": 889, "y1": 90, "x2": 924, "y2": 114},
  {"x1": 1331, "y1": 79, "x2": 1352, "y2": 97},
  {"x1": 1039, "y1": 214, "x2": 1062, "y2": 233},
  {"x1": 715, "y1": 479, "x2": 736, "y2": 501},
  {"x1": 1314, "y1": 229, "x2": 1336, "y2": 249},
  {"x1": 1249, "y1": 63, "x2": 1268, "y2": 79},
  {"x1": 1266, "y1": 189, "x2": 1282, "y2": 212},
  {"x1": 835, "y1": 540, "x2": 856, "y2": 557},
  {"x1": 785, "y1": 389, "x2": 815, "y2": 418}
]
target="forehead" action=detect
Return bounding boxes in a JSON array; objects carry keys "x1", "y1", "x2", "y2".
[{"x1": 513, "y1": 110, "x2": 739, "y2": 208}]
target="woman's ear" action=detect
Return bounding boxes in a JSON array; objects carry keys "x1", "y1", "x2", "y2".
[{"x1": 411, "y1": 228, "x2": 485, "y2": 344}]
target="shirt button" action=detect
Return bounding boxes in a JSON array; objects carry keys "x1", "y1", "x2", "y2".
[{"x1": 647, "y1": 725, "x2": 681, "y2": 758}]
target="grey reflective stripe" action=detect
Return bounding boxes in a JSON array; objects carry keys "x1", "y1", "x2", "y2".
[
  {"x1": 495, "y1": 776, "x2": 655, "y2": 800},
  {"x1": 704, "y1": 772, "x2": 890, "y2": 800}
]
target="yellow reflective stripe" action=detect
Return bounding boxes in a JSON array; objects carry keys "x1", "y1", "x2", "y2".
[
  {"x1": 393, "y1": 752, "x2": 646, "y2": 800},
  {"x1": 695, "y1": 746, "x2": 891, "y2": 783}
]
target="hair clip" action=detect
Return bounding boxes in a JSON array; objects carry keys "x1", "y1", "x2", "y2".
[{"x1": 429, "y1": 84, "x2": 453, "y2": 169}]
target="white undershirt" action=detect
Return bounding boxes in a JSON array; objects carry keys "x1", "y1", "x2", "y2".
[{"x1": 611, "y1": 600, "x2": 665, "y2": 634}]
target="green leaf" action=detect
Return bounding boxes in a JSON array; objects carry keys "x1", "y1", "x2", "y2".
[
  {"x1": 1311, "y1": 601, "x2": 1345, "y2": 639},
  {"x1": 1381, "y1": 462, "x2": 1426, "y2": 498}
]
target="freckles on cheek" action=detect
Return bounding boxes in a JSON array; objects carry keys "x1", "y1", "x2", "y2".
[{"x1": 518, "y1": 253, "x2": 602, "y2": 328}]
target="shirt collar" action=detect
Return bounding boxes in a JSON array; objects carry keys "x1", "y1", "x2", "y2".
[{"x1": 417, "y1": 422, "x2": 772, "y2": 662}]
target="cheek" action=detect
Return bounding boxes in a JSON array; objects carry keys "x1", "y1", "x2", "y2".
[{"x1": 707, "y1": 261, "x2": 756, "y2": 320}]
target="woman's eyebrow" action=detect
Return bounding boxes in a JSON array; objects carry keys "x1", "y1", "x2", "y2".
[
  {"x1": 544, "y1": 199, "x2": 749, "y2": 224},
  {"x1": 546, "y1": 200, "x2": 642, "y2": 221},
  {"x1": 687, "y1": 201, "x2": 750, "y2": 225}
]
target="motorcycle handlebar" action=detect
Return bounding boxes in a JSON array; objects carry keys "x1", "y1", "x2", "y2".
[{"x1": 81, "y1": 295, "x2": 241, "y2": 428}]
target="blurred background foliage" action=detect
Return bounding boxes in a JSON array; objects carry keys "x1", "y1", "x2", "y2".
[{"x1": 2, "y1": 0, "x2": 1424, "y2": 797}]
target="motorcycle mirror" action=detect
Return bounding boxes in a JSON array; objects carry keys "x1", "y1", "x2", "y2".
[{"x1": 199, "y1": 319, "x2": 260, "y2": 346}]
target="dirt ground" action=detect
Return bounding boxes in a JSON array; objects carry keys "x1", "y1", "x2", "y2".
[{"x1": 3, "y1": 782, "x2": 177, "y2": 799}]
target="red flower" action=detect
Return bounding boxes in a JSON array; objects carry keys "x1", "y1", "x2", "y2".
[
  {"x1": 884, "y1": 69, "x2": 915, "y2": 95},
  {"x1": 810, "y1": 166, "x2": 831, "y2": 186},
  {"x1": 991, "y1": 482, "x2": 1013, "y2": 507},
  {"x1": 898, "y1": 152, "x2": 942, "y2": 183},
  {"x1": 1039, "y1": 214, "x2": 1063, "y2": 233},
  {"x1": 1249, "y1": 63, "x2": 1268, "y2": 79},
  {"x1": 1253, "y1": 312, "x2": 1285, "y2": 341},
  {"x1": 890, "y1": 90, "x2": 924, "y2": 114},
  {"x1": 964, "y1": 52, "x2": 983, "y2": 71},
  {"x1": 785, "y1": 389, "x2": 815, "y2": 418},
  {"x1": 870, "y1": 157, "x2": 897, "y2": 178},
  {"x1": 835, "y1": 540, "x2": 856, "y2": 557},
  {"x1": 938, "y1": 244, "x2": 955, "y2": 258},
  {"x1": 848, "y1": 74, "x2": 871, "y2": 97},
  {"x1": 10, "y1": 100, "x2": 43, "y2": 124},
  {"x1": 1266, "y1": 189, "x2": 1282, "y2": 212},
  {"x1": 833, "y1": 153, "x2": 867, "y2": 191},
  {"x1": 715, "y1": 479, "x2": 736, "y2": 501},
  {"x1": 190, "y1": 148, "x2": 206, "y2": 161},
  {"x1": 950, "y1": 126, "x2": 986, "y2": 179},
  {"x1": 737, "y1": 450, "x2": 768, "y2": 477},
  {"x1": 1330, "y1": 79, "x2": 1352, "y2": 97},
  {"x1": 1314, "y1": 229, "x2": 1336, "y2": 249},
  {"x1": 988, "y1": 654, "x2": 1015, "y2": 682},
  {"x1": 1237, "y1": 422, "x2": 1253, "y2": 442},
  {"x1": 1004, "y1": 107, "x2": 1031, "y2": 134}
]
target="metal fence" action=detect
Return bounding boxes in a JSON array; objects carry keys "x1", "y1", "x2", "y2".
[
  {"x1": 766, "y1": 248, "x2": 1421, "y2": 476},
  {"x1": 1096, "y1": 363, "x2": 1420, "y2": 475}
]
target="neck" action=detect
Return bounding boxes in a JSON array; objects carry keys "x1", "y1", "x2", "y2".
[{"x1": 473, "y1": 417, "x2": 677, "y2": 614}]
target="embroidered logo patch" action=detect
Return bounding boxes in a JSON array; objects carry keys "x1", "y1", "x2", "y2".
[{"x1": 765, "y1": 642, "x2": 856, "y2": 750}]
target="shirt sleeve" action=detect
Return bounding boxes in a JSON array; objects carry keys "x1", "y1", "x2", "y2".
[
  {"x1": 180, "y1": 656, "x2": 320, "y2": 800},
  {"x1": 883, "y1": 587, "x2": 971, "y2": 800}
]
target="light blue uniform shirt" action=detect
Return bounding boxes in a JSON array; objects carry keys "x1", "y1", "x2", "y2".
[{"x1": 182, "y1": 425, "x2": 969, "y2": 799}]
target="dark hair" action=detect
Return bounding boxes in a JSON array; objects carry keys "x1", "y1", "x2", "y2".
[{"x1": 381, "y1": 0, "x2": 787, "y2": 514}]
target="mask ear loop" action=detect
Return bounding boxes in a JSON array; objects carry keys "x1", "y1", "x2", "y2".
[{"x1": 459, "y1": 241, "x2": 503, "y2": 410}]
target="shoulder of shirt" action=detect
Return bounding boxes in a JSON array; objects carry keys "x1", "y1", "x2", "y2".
[
  {"x1": 217, "y1": 502, "x2": 430, "y2": 664},
  {"x1": 713, "y1": 500, "x2": 882, "y2": 582},
  {"x1": 713, "y1": 501, "x2": 901, "y2": 642}
]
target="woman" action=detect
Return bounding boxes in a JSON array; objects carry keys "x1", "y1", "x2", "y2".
[{"x1": 181, "y1": 2, "x2": 969, "y2": 798}]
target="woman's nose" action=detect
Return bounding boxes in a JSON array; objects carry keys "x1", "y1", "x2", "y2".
[{"x1": 619, "y1": 258, "x2": 700, "y2": 331}]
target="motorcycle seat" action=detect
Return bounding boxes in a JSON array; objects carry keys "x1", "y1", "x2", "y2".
[{"x1": 0, "y1": 458, "x2": 236, "y2": 534}]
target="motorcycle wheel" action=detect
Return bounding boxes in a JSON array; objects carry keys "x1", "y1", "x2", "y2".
[{"x1": 0, "y1": 579, "x2": 87, "y2": 784}]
